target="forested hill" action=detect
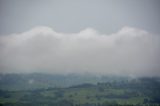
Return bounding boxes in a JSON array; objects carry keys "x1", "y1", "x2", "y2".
[
  {"x1": 0, "y1": 73, "x2": 129, "y2": 91},
  {"x1": 0, "y1": 77, "x2": 160, "y2": 106}
]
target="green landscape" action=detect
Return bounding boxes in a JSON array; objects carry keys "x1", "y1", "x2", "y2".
[
  {"x1": 0, "y1": 73, "x2": 160, "y2": 106},
  {"x1": 1, "y1": 0, "x2": 160, "y2": 106}
]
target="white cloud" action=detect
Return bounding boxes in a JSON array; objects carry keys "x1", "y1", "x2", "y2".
[{"x1": 0, "y1": 26, "x2": 160, "y2": 76}]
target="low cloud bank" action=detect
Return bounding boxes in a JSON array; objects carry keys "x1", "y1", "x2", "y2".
[{"x1": 0, "y1": 26, "x2": 160, "y2": 76}]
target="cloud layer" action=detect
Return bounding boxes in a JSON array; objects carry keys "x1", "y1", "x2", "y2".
[{"x1": 0, "y1": 26, "x2": 160, "y2": 76}]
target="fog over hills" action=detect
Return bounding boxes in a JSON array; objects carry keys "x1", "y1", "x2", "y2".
[
  {"x1": 0, "y1": 1, "x2": 160, "y2": 105},
  {"x1": 0, "y1": 0, "x2": 160, "y2": 77},
  {"x1": 0, "y1": 26, "x2": 160, "y2": 76}
]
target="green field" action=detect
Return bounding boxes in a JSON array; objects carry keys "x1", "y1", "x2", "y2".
[{"x1": 0, "y1": 76, "x2": 160, "y2": 106}]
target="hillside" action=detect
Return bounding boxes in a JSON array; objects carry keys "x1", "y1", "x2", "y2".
[
  {"x1": 0, "y1": 75, "x2": 160, "y2": 106},
  {"x1": 0, "y1": 73, "x2": 128, "y2": 91}
]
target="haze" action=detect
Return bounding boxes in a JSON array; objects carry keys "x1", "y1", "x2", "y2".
[{"x1": 0, "y1": 26, "x2": 160, "y2": 76}]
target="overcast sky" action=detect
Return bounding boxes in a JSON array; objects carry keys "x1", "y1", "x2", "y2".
[
  {"x1": 0, "y1": 0, "x2": 160, "y2": 76},
  {"x1": 0, "y1": 0, "x2": 160, "y2": 35}
]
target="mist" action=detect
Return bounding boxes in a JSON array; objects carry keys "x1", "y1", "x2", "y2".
[{"x1": 0, "y1": 26, "x2": 160, "y2": 76}]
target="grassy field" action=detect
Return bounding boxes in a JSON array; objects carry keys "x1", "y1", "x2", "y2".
[{"x1": 0, "y1": 77, "x2": 160, "y2": 106}]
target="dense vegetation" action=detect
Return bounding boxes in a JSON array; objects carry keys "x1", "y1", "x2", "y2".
[
  {"x1": 0, "y1": 73, "x2": 129, "y2": 91},
  {"x1": 0, "y1": 74, "x2": 160, "y2": 106}
]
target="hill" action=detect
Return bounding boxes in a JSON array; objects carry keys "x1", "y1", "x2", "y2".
[{"x1": 0, "y1": 75, "x2": 160, "y2": 106}]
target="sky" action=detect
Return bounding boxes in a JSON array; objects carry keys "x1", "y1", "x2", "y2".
[
  {"x1": 0, "y1": 0, "x2": 160, "y2": 35},
  {"x1": 0, "y1": 0, "x2": 160, "y2": 76}
]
